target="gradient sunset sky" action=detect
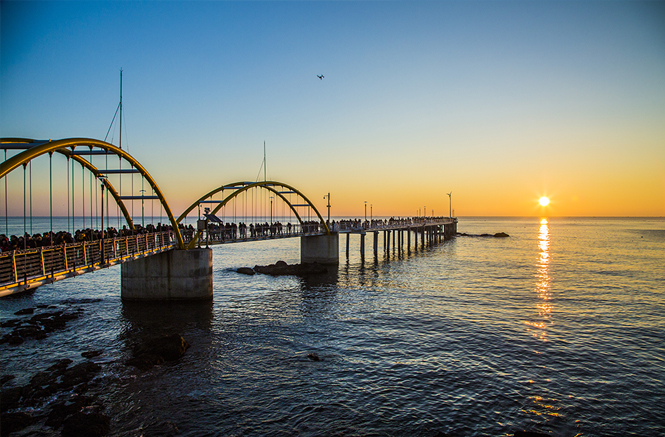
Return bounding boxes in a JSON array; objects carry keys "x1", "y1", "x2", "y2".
[{"x1": 2, "y1": 1, "x2": 664, "y2": 217}]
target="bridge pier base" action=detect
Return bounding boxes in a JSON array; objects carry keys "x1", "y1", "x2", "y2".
[
  {"x1": 301, "y1": 233, "x2": 339, "y2": 265},
  {"x1": 121, "y1": 248, "x2": 213, "y2": 301}
]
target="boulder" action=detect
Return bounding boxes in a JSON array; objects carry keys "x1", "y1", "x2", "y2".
[
  {"x1": 253, "y1": 261, "x2": 327, "y2": 276},
  {"x1": 1, "y1": 412, "x2": 35, "y2": 436},
  {"x1": 494, "y1": 232, "x2": 510, "y2": 238},
  {"x1": 61, "y1": 412, "x2": 110, "y2": 437},
  {"x1": 236, "y1": 267, "x2": 256, "y2": 275},
  {"x1": 126, "y1": 333, "x2": 189, "y2": 370}
]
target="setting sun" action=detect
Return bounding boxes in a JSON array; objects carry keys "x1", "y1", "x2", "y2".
[{"x1": 539, "y1": 197, "x2": 550, "y2": 206}]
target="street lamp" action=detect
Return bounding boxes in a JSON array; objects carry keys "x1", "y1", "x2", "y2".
[
  {"x1": 447, "y1": 192, "x2": 452, "y2": 218},
  {"x1": 364, "y1": 201, "x2": 367, "y2": 223},
  {"x1": 139, "y1": 189, "x2": 146, "y2": 227},
  {"x1": 270, "y1": 196, "x2": 274, "y2": 226},
  {"x1": 371, "y1": 204, "x2": 373, "y2": 222},
  {"x1": 323, "y1": 193, "x2": 331, "y2": 225}
]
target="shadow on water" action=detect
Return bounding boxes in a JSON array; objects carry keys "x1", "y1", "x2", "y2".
[{"x1": 119, "y1": 300, "x2": 213, "y2": 340}]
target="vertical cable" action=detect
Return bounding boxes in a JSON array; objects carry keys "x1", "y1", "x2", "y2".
[
  {"x1": 23, "y1": 164, "x2": 26, "y2": 249},
  {"x1": 67, "y1": 156, "x2": 71, "y2": 234},
  {"x1": 29, "y1": 161, "x2": 33, "y2": 234},
  {"x1": 4, "y1": 150, "x2": 7, "y2": 235},
  {"x1": 49, "y1": 153, "x2": 53, "y2": 237}
]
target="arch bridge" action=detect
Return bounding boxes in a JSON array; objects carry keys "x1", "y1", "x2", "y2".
[{"x1": 0, "y1": 138, "x2": 338, "y2": 298}]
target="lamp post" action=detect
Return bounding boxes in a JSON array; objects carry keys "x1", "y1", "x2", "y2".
[
  {"x1": 270, "y1": 196, "x2": 274, "y2": 226},
  {"x1": 323, "y1": 193, "x2": 331, "y2": 226},
  {"x1": 371, "y1": 204, "x2": 373, "y2": 222},
  {"x1": 364, "y1": 201, "x2": 367, "y2": 224},
  {"x1": 447, "y1": 192, "x2": 452, "y2": 218},
  {"x1": 139, "y1": 189, "x2": 145, "y2": 227}
]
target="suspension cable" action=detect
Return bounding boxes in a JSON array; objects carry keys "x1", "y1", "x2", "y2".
[
  {"x1": 49, "y1": 152, "x2": 53, "y2": 237},
  {"x1": 29, "y1": 161, "x2": 32, "y2": 234}
]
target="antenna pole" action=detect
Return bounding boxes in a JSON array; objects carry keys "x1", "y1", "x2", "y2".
[{"x1": 119, "y1": 69, "x2": 123, "y2": 150}]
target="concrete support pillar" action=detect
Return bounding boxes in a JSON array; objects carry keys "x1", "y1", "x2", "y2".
[
  {"x1": 121, "y1": 248, "x2": 213, "y2": 301},
  {"x1": 346, "y1": 233, "x2": 350, "y2": 259},
  {"x1": 407, "y1": 228, "x2": 411, "y2": 253},
  {"x1": 302, "y1": 233, "x2": 339, "y2": 265},
  {"x1": 373, "y1": 231, "x2": 378, "y2": 255}
]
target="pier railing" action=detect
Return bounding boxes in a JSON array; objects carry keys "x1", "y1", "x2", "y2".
[{"x1": 0, "y1": 231, "x2": 175, "y2": 296}]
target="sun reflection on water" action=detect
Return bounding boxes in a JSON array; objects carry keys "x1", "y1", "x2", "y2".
[{"x1": 525, "y1": 218, "x2": 552, "y2": 341}]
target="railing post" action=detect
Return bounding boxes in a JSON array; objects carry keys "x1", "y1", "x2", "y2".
[
  {"x1": 40, "y1": 247, "x2": 46, "y2": 277},
  {"x1": 11, "y1": 252, "x2": 17, "y2": 283}
]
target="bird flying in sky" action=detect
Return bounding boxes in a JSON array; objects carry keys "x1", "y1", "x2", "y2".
[{"x1": 317, "y1": 75, "x2": 324, "y2": 80}]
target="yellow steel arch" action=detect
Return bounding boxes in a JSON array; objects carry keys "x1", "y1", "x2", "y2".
[
  {"x1": 179, "y1": 181, "x2": 330, "y2": 249},
  {"x1": 0, "y1": 138, "x2": 185, "y2": 249}
]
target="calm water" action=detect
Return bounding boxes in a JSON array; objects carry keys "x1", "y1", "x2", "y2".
[{"x1": 1, "y1": 217, "x2": 664, "y2": 436}]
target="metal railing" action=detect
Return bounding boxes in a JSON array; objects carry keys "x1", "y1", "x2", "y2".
[{"x1": 0, "y1": 231, "x2": 175, "y2": 296}]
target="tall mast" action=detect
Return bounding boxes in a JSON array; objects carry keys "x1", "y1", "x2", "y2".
[
  {"x1": 119, "y1": 69, "x2": 123, "y2": 150},
  {"x1": 263, "y1": 141, "x2": 266, "y2": 181}
]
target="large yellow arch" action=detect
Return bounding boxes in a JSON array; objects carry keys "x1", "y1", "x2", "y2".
[
  {"x1": 0, "y1": 138, "x2": 185, "y2": 249},
  {"x1": 178, "y1": 181, "x2": 330, "y2": 249}
]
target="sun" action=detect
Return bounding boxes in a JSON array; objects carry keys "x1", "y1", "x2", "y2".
[{"x1": 539, "y1": 197, "x2": 550, "y2": 206}]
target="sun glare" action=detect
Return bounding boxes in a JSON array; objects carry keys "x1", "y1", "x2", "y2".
[{"x1": 539, "y1": 197, "x2": 550, "y2": 206}]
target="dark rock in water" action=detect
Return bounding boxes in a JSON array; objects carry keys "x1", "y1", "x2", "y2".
[
  {"x1": 126, "y1": 333, "x2": 189, "y2": 370},
  {"x1": 253, "y1": 261, "x2": 327, "y2": 276},
  {"x1": 514, "y1": 431, "x2": 549, "y2": 437},
  {"x1": 14, "y1": 307, "x2": 35, "y2": 315},
  {"x1": 1, "y1": 412, "x2": 35, "y2": 435},
  {"x1": 307, "y1": 353, "x2": 320, "y2": 361},
  {"x1": 142, "y1": 420, "x2": 180, "y2": 437},
  {"x1": 61, "y1": 411, "x2": 110, "y2": 437},
  {"x1": 236, "y1": 267, "x2": 256, "y2": 275},
  {"x1": 82, "y1": 350, "x2": 103, "y2": 359},
  {"x1": 45, "y1": 395, "x2": 98, "y2": 429},
  {"x1": 0, "y1": 374, "x2": 15, "y2": 385},
  {"x1": 1, "y1": 386, "x2": 24, "y2": 412},
  {"x1": 60, "y1": 362, "x2": 101, "y2": 389},
  {"x1": 126, "y1": 353, "x2": 165, "y2": 371},
  {"x1": 494, "y1": 232, "x2": 509, "y2": 238}
]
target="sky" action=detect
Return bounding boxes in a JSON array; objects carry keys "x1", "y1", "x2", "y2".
[{"x1": 1, "y1": 0, "x2": 664, "y2": 218}]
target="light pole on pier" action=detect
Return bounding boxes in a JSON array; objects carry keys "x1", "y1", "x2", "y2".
[
  {"x1": 139, "y1": 189, "x2": 145, "y2": 227},
  {"x1": 371, "y1": 204, "x2": 373, "y2": 222},
  {"x1": 323, "y1": 193, "x2": 331, "y2": 225},
  {"x1": 447, "y1": 192, "x2": 452, "y2": 218},
  {"x1": 270, "y1": 196, "x2": 274, "y2": 226},
  {"x1": 364, "y1": 201, "x2": 367, "y2": 224}
]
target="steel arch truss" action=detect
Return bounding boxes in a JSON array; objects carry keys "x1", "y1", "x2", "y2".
[
  {"x1": 0, "y1": 138, "x2": 185, "y2": 249},
  {"x1": 178, "y1": 181, "x2": 330, "y2": 249}
]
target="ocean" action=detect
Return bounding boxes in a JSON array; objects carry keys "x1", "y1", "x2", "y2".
[{"x1": 1, "y1": 217, "x2": 663, "y2": 436}]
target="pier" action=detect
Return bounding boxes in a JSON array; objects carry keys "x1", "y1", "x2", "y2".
[{"x1": 1, "y1": 137, "x2": 457, "y2": 299}]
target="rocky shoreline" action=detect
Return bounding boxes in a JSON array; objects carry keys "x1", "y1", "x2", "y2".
[
  {"x1": 1, "y1": 305, "x2": 190, "y2": 436},
  {"x1": 457, "y1": 232, "x2": 510, "y2": 238}
]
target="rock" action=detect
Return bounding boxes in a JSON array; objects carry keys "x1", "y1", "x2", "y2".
[
  {"x1": 60, "y1": 362, "x2": 101, "y2": 389},
  {"x1": 1, "y1": 319, "x2": 21, "y2": 328},
  {"x1": 253, "y1": 261, "x2": 327, "y2": 276},
  {"x1": 125, "y1": 354, "x2": 165, "y2": 371},
  {"x1": 14, "y1": 307, "x2": 35, "y2": 315},
  {"x1": 236, "y1": 267, "x2": 256, "y2": 275},
  {"x1": 0, "y1": 386, "x2": 24, "y2": 412},
  {"x1": 0, "y1": 375, "x2": 15, "y2": 385},
  {"x1": 142, "y1": 421, "x2": 179, "y2": 437},
  {"x1": 307, "y1": 353, "x2": 320, "y2": 361},
  {"x1": 1, "y1": 412, "x2": 35, "y2": 436},
  {"x1": 82, "y1": 350, "x2": 103, "y2": 359},
  {"x1": 514, "y1": 431, "x2": 549, "y2": 437},
  {"x1": 45, "y1": 395, "x2": 98, "y2": 429},
  {"x1": 61, "y1": 412, "x2": 110, "y2": 437},
  {"x1": 494, "y1": 232, "x2": 509, "y2": 238}
]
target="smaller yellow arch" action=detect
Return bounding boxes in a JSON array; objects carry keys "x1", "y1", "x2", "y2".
[{"x1": 179, "y1": 181, "x2": 330, "y2": 249}]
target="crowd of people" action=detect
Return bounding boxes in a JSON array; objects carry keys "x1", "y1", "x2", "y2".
[
  {"x1": 332, "y1": 216, "x2": 448, "y2": 231},
  {"x1": 191, "y1": 220, "x2": 325, "y2": 242},
  {"x1": 0, "y1": 223, "x2": 173, "y2": 253}
]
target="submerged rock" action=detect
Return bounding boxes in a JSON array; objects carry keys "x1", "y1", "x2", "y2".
[
  {"x1": 1, "y1": 412, "x2": 35, "y2": 435},
  {"x1": 236, "y1": 267, "x2": 256, "y2": 275},
  {"x1": 61, "y1": 411, "x2": 110, "y2": 437},
  {"x1": 494, "y1": 232, "x2": 510, "y2": 238}
]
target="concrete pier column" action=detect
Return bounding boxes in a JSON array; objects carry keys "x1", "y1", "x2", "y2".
[
  {"x1": 346, "y1": 233, "x2": 350, "y2": 259},
  {"x1": 407, "y1": 228, "x2": 411, "y2": 253},
  {"x1": 373, "y1": 231, "x2": 378, "y2": 255},
  {"x1": 121, "y1": 248, "x2": 213, "y2": 301},
  {"x1": 302, "y1": 233, "x2": 339, "y2": 265}
]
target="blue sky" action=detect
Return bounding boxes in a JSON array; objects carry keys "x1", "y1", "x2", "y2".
[{"x1": 2, "y1": 1, "x2": 664, "y2": 216}]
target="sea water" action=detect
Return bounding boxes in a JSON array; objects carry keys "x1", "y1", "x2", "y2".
[{"x1": 1, "y1": 217, "x2": 663, "y2": 436}]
